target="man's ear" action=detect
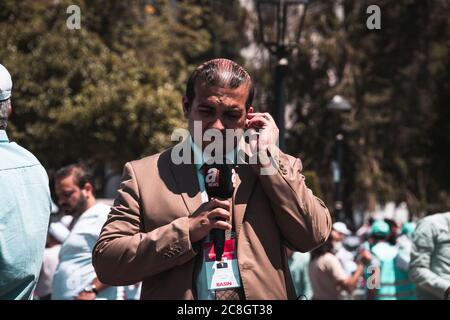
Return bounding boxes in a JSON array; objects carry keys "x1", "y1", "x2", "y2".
[
  {"x1": 7, "y1": 102, "x2": 12, "y2": 117},
  {"x1": 82, "y1": 182, "x2": 94, "y2": 198},
  {"x1": 182, "y1": 96, "x2": 191, "y2": 118}
]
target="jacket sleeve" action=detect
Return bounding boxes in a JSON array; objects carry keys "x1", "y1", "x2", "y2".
[
  {"x1": 92, "y1": 162, "x2": 197, "y2": 286},
  {"x1": 409, "y1": 219, "x2": 450, "y2": 299},
  {"x1": 256, "y1": 150, "x2": 332, "y2": 252}
]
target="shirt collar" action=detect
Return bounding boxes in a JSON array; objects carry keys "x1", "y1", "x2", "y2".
[
  {"x1": 189, "y1": 135, "x2": 237, "y2": 171},
  {"x1": 0, "y1": 130, "x2": 9, "y2": 142}
]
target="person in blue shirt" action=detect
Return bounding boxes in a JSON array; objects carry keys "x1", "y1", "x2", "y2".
[
  {"x1": 287, "y1": 249, "x2": 313, "y2": 300},
  {"x1": 51, "y1": 164, "x2": 124, "y2": 300},
  {"x1": 0, "y1": 63, "x2": 52, "y2": 299}
]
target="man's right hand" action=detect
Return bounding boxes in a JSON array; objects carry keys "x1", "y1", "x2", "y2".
[{"x1": 189, "y1": 198, "x2": 232, "y2": 243}]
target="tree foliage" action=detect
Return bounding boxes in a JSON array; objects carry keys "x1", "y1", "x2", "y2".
[
  {"x1": 1, "y1": 0, "x2": 448, "y2": 216},
  {"x1": 250, "y1": 0, "x2": 450, "y2": 217},
  {"x1": 0, "y1": 0, "x2": 247, "y2": 183}
]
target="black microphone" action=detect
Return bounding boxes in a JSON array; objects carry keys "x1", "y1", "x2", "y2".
[{"x1": 204, "y1": 162, "x2": 234, "y2": 262}]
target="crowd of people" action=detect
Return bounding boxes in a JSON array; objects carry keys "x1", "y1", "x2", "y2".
[
  {"x1": 1, "y1": 60, "x2": 449, "y2": 300},
  {"x1": 289, "y1": 216, "x2": 450, "y2": 300},
  {"x1": 33, "y1": 164, "x2": 141, "y2": 300},
  {"x1": 29, "y1": 190, "x2": 450, "y2": 301}
]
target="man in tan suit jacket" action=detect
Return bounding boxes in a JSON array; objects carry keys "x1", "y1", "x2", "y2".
[{"x1": 93, "y1": 59, "x2": 332, "y2": 300}]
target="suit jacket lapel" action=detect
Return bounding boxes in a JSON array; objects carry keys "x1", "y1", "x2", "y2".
[
  {"x1": 167, "y1": 141, "x2": 203, "y2": 216},
  {"x1": 166, "y1": 140, "x2": 257, "y2": 227},
  {"x1": 233, "y1": 164, "x2": 257, "y2": 238}
]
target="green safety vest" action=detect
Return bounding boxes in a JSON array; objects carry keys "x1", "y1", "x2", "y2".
[{"x1": 367, "y1": 242, "x2": 416, "y2": 300}]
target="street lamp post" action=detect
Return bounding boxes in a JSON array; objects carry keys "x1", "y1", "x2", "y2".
[
  {"x1": 256, "y1": 0, "x2": 309, "y2": 151},
  {"x1": 327, "y1": 95, "x2": 352, "y2": 222},
  {"x1": 274, "y1": 53, "x2": 288, "y2": 151},
  {"x1": 331, "y1": 132, "x2": 344, "y2": 220}
]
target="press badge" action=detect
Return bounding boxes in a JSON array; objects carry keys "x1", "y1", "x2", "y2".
[{"x1": 203, "y1": 238, "x2": 241, "y2": 290}]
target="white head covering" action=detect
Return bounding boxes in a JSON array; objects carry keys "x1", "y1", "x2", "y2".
[
  {"x1": 333, "y1": 221, "x2": 351, "y2": 236},
  {"x1": 0, "y1": 64, "x2": 12, "y2": 101}
]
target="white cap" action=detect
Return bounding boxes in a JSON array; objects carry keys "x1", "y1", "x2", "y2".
[
  {"x1": 333, "y1": 221, "x2": 351, "y2": 236},
  {"x1": 0, "y1": 64, "x2": 12, "y2": 101}
]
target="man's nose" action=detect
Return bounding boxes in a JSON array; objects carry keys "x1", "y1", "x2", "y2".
[{"x1": 210, "y1": 117, "x2": 225, "y2": 131}]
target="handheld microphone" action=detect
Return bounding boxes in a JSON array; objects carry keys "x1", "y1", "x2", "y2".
[{"x1": 204, "y1": 162, "x2": 234, "y2": 261}]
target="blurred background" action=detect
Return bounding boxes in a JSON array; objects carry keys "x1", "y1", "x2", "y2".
[{"x1": 0, "y1": 0, "x2": 449, "y2": 229}]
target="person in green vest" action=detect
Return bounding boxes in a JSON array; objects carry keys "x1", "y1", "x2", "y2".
[{"x1": 364, "y1": 220, "x2": 416, "y2": 300}]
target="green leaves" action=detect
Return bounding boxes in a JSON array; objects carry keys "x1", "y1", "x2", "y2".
[
  {"x1": 0, "y1": 1, "x2": 209, "y2": 170},
  {"x1": 247, "y1": 0, "x2": 450, "y2": 216}
]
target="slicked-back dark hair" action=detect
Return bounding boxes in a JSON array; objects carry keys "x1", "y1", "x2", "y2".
[{"x1": 185, "y1": 58, "x2": 254, "y2": 109}]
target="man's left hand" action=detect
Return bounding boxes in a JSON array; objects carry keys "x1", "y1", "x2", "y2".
[
  {"x1": 246, "y1": 112, "x2": 279, "y2": 153},
  {"x1": 245, "y1": 112, "x2": 280, "y2": 170}
]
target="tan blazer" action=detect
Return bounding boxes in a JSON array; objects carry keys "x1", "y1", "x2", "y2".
[{"x1": 93, "y1": 144, "x2": 331, "y2": 300}]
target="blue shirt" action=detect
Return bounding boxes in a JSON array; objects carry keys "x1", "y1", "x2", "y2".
[
  {"x1": 289, "y1": 252, "x2": 313, "y2": 300},
  {"x1": 52, "y1": 203, "x2": 124, "y2": 300},
  {"x1": 190, "y1": 137, "x2": 242, "y2": 300},
  {"x1": 0, "y1": 130, "x2": 51, "y2": 299},
  {"x1": 191, "y1": 139, "x2": 215, "y2": 300}
]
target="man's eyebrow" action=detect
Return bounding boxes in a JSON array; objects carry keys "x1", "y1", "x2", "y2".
[
  {"x1": 197, "y1": 104, "x2": 214, "y2": 108},
  {"x1": 198, "y1": 103, "x2": 242, "y2": 111}
]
